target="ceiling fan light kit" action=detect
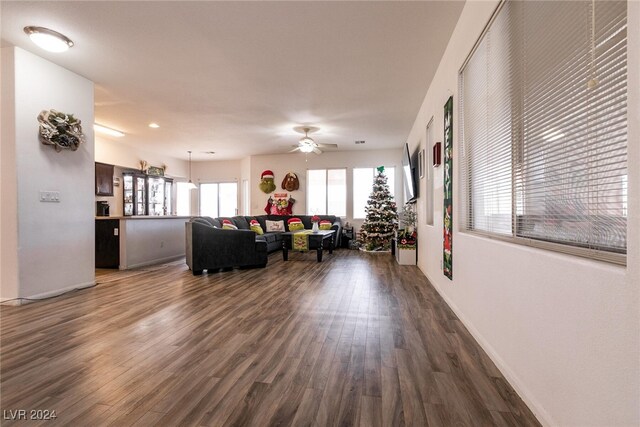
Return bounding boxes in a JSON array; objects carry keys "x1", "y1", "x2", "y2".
[
  {"x1": 299, "y1": 144, "x2": 314, "y2": 153},
  {"x1": 290, "y1": 126, "x2": 338, "y2": 155}
]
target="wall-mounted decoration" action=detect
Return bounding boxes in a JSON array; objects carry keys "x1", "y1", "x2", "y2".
[
  {"x1": 259, "y1": 170, "x2": 276, "y2": 194},
  {"x1": 418, "y1": 149, "x2": 425, "y2": 179},
  {"x1": 265, "y1": 195, "x2": 295, "y2": 215},
  {"x1": 37, "y1": 109, "x2": 85, "y2": 152},
  {"x1": 140, "y1": 160, "x2": 148, "y2": 173},
  {"x1": 443, "y1": 97, "x2": 453, "y2": 280},
  {"x1": 433, "y1": 142, "x2": 442, "y2": 167},
  {"x1": 147, "y1": 165, "x2": 165, "y2": 177},
  {"x1": 281, "y1": 172, "x2": 300, "y2": 191}
]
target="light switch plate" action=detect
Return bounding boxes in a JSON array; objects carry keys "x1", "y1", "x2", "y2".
[{"x1": 39, "y1": 191, "x2": 60, "y2": 202}]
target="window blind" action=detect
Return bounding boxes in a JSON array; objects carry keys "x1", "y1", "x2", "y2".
[{"x1": 460, "y1": 0, "x2": 627, "y2": 263}]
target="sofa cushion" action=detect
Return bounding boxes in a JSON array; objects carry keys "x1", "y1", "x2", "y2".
[
  {"x1": 221, "y1": 219, "x2": 238, "y2": 230},
  {"x1": 262, "y1": 233, "x2": 280, "y2": 244},
  {"x1": 287, "y1": 217, "x2": 304, "y2": 231},
  {"x1": 265, "y1": 220, "x2": 285, "y2": 232},
  {"x1": 245, "y1": 216, "x2": 267, "y2": 231},
  {"x1": 266, "y1": 215, "x2": 290, "y2": 224},
  {"x1": 319, "y1": 220, "x2": 332, "y2": 230},
  {"x1": 232, "y1": 216, "x2": 250, "y2": 230},
  {"x1": 196, "y1": 216, "x2": 219, "y2": 228},
  {"x1": 249, "y1": 219, "x2": 264, "y2": 235}
]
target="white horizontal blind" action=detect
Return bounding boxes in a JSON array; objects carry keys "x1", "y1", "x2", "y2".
[
  {"x1": 461, "y1": 0, "x2": 627, "y2": 262},
  {"x1": 461, "y1": 4, "x2": 515, "y2": 236}
]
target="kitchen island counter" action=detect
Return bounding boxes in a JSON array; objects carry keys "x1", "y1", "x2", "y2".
[{"x1": 96, "y1": 216, "x2": 190, "y2": 269}]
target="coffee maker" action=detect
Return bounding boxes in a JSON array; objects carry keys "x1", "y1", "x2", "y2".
[{"x1": 96, "y1": 201, "x2": 110, "y2": 217}]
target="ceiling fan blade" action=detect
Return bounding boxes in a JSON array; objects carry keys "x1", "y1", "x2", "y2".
[
  {"x1": 289, "y1": 147, "x2": 301, "y2": 153},
  {"x1": 312, "y1": 147, "x2": 322, "y2": 154},
  {"x1": 316, "y1": 143, "x2": 338, "y2": 149}
]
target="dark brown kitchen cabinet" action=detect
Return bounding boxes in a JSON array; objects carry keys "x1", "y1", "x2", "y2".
[
  {"x1": 95, "y1": 162, "x2": 114, "y2": 196},
  {"x1": 95, "y1": 219, "x2": 119, "y2": 268}
]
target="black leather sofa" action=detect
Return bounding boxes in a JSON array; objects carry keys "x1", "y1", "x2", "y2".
[{"x1": 185, "y1": 215, "x2": 342, "y2": 275}]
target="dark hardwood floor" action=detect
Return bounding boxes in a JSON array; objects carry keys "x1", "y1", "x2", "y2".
[{"x1": 0, "y1": 250, "x2": 540, "y2": 426}]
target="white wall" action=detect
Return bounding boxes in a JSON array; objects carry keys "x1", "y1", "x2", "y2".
[
  {"x1": 192, "y1": 159, "x2": 242, "y2": 183},
  {"x1": 1, "y1": 47, "x2": 96, "y2": 301},
  {"x1": 119, "y1": 218, "x2": 186, "y2": 269},
  {"x1": 406, "y1": 2, "x2": 640, "y2": 426},
  {"x1": 249, "y1": 149, "x2": 403, "y2": 226},
  {"x1": 95, "y1": 136, "x2": 188, "y2": 178}
]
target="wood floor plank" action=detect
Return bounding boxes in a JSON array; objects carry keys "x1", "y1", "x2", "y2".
[
  {"x1": 0, "y1": 252, "x2": 540, "y2": 427},
  {"x1": 359, "y1": 395, "x2": 383, "y2": 427},
  {"x1": 381, "y1": 366, "x2": 405, "y2": 427}
]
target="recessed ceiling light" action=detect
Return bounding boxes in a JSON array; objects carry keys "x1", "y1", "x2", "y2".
[
  {"x1": 148, "y1": 123, "x2": 160, "y2": 128},
  {"x1": 23, "y1": 26, "x2": 74, "y2": 53},
  {"x1": 94, "y1": 123, "x2": 125, "y2": 138}
]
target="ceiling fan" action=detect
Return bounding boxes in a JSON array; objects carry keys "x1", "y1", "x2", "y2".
[{"x1": 289, "y1": 126, "x2": 338, "y2": 154}]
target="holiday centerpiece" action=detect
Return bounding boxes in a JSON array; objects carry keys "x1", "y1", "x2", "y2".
[
  {"x1": 358, "y1": 166, "x2": 398, "y2": 251},
  {"x1": 311, "y1": 215, "x2": 321, "y2": 233},
  {"x1": 37, "y1": 109, "x2": 86, "y2": 152}
]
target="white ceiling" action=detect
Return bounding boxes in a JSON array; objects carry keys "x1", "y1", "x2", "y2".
[{"x1": 1, "y1": 1, "x2": 464, "y2": 161}]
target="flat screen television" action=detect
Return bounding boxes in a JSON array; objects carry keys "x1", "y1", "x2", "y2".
[{"x1": 402, "y1": 143, "x2": 417, "y2": 203}]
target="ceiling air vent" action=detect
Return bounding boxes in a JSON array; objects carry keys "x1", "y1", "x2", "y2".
[{"x1": 355, "y1": 140, "x2": 365, "y2": 145}]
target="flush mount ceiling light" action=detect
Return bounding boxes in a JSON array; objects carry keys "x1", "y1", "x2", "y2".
[
  {"x1": 148, "y1": 123, "x2": 160, "y2": 128},
  {"x1": 24, "y1": 26, "x2": 74, "y2": 53},
  {"x1": 187, "y1": 151, "x2": 197, "y2": 189},
  {"x1": 94, "y1": 123, "x2": 125, "y2": 138}
]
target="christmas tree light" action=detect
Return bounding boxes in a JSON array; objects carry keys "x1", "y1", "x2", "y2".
[{"x1": 358, "y1": 166, "x2": 398, "y2": 251}]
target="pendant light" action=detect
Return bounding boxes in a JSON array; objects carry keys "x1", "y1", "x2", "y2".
[{"x1": 187, "y1": 151, "x2": 197, "y2": 189}]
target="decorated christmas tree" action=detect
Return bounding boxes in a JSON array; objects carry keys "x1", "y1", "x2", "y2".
[{"x1": 358, "y1": 166, "x2": 398, "y2": 251}]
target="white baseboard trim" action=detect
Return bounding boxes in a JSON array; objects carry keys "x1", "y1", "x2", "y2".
[
  {"x1": 424, "y1": 271, "x2": 553, "y2": 427},
  {"x1": 121, "y1": 254, "x2": 185, "y2": 270},
  {"x1": 0, "y1": 280, "x2": 96, "y2": 306}
]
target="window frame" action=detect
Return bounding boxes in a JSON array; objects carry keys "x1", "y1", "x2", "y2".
[
  {"x1": 352, "y1": 166, "x2": 396, "y2": 219},
  {"x1": 199, "y1": 181, "x2": 239, "y2": 218},
  {"x1": 176, "y1": 181, "x2": 192, "y2": 216},
  {"x1": 306, "y1": 168, "x2": 347, "y2": 216}
]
